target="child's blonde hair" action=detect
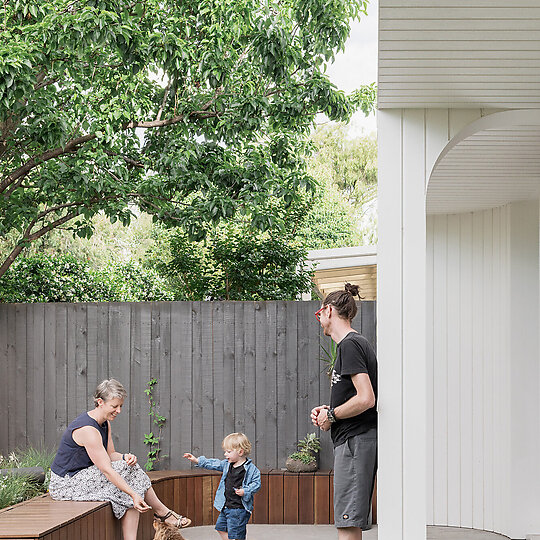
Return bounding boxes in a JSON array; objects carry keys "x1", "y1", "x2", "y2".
[{"x1": 222, "y1": 432, "x2": 252, "y2": 455}]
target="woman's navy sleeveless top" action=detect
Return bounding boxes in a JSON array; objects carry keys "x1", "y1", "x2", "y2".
[{"x1": 51, "y1": 412, "x2": 108, "y2": 477}]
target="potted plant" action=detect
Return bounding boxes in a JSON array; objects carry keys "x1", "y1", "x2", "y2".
[{"x1": 285, "y1": 433, "x2": 321, "y2": 472}]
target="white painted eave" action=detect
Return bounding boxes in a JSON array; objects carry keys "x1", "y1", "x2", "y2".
[
  {"x1": 379, "y1": 1, "x2": 540, "y2": 109},
  {"x1": 426, "y1": 110, "x2": 540, "y2": 214}
]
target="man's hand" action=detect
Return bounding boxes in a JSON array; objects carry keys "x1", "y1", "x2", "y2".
[
  {"x1": 310, "y1": 405, "x2": 328, "y2": 427},
  {"x1": 316, "y1": 408, "x2": 332, "y2": 431}
]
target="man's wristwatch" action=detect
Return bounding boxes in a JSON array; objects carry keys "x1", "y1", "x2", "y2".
[{"x1": 327, "y1": 407, "x2": 337, "y2": 423}]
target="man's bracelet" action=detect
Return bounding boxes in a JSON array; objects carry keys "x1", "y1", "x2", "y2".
[{"x1": 327, "y1": 408, "x2": 337, "y2": 423}]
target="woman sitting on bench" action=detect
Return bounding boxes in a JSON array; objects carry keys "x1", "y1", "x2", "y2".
[{"x1": 49, "y1": 378, "x2": 191, "y2": 540}]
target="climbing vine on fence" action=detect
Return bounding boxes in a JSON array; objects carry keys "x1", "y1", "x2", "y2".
[{"x1": 143, "y1": 378, "x2": 167, "y2": 471}]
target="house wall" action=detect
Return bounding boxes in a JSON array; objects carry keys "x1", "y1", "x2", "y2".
[
  {"x1": 509, "y1": 201, "x2": 540, "y2": 537},
  {"x1": 426, "y1": 208, "x2": 511, "y2": 535},
  {"x1": 379, "y1": 107, "x2": 540, "y2": 539}
]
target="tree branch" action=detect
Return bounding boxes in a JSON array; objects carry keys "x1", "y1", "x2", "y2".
[{"x1": 1, "y1": 89, "x2": 225, "y2": 195}]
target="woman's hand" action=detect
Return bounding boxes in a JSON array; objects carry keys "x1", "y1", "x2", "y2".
[
  {"x1": 183, "y1": 452, "x2": 199, "y2": 464},
  {"x1": 132, "y1": 493, "x2": 151, "y2": 513},
  {"x1": 123, "y1": 453, "x2": 137, "y2": 466}
]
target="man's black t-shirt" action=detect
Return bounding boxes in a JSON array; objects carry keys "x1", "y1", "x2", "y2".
[
  {"x1": 330, "y1": 331, "x2": 377, "y2": 448},
  {"x1": 224, "y1": 462, "x2": 246, "y2": 509}
]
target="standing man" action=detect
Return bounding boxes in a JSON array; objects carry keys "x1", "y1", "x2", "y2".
[{"x1": 311, "y1": 283, "x2": 377, "y2": 540}]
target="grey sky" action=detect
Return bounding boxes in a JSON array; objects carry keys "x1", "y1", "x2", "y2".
[{"x1": 323, "y1": 0, "x2": 378, "y2": 135}]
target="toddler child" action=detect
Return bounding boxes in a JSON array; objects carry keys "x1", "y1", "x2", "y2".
[{"x1": 183, "y1": 433, "x2": 261, "y2": 540}]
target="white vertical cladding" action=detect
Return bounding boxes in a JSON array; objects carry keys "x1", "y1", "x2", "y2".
[
  {"x1": 378, "y1": 108, "x2": 406, "y2": 540},
  {"x1": 426, "y1": 208, "x2": 512, "y2": 536},
  {"x1": 509, "y1": 200, "x2": 540, "y2": 539},
  {"x1": 378, "y1": 108, "x2": 426, "y2": 540},
  {"x1": 402, "y1": 109, "x2": 427, "y2": 540}
]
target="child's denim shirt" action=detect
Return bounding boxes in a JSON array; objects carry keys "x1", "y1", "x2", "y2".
[{"x1": 196, "y1": 456, "x2": 261, "y2": 513}]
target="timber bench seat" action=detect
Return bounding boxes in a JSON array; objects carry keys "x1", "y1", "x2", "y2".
[{"x1": 0, "y1": 469, "x2": 375, "y2": 540}]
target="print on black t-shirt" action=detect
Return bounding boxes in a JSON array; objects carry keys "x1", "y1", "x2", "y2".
[{"x1": 330, "y1": 331, "x2": 378, "y2": 448}]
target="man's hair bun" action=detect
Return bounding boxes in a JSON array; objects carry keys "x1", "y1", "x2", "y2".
[{"x1": 344, "y1": 283, "x2": 360, "y2": 297}]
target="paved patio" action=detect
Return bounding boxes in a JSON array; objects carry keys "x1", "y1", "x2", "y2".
[{"x1": 181, "y1": 524, "x2": 510, "y2": 539}]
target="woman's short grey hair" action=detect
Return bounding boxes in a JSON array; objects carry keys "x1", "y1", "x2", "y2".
[{"x1": 93, "y1": 379, "x2": 127, "y2": 407}]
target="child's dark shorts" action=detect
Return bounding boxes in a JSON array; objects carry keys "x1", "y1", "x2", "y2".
[{"x1": 215, "y1": 507, "x2": 251, "y2": 540}]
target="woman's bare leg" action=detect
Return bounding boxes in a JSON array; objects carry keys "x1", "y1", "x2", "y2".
[
  {"x1": 144, "y1": 486, "x2": 190, "y2": 527},
  {"x1": 121, "y1": 508, "x2": 140, "y2": 540}
]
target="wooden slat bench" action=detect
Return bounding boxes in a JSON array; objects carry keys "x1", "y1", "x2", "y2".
[{"x1": 0, "y1": 470, "x2": 376, "y2": 539}]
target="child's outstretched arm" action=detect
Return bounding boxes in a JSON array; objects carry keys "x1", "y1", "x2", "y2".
[
  {"x1": 183, "y1": 453, "x2": 199, "y2": 464},
  {"x1": 184, "y1": 453, "x2": 227, "y2": 471}
]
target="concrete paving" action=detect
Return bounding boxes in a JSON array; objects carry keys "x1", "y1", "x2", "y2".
[{"x1": 181, "y1": 525, "x2": 510, "y2": 540}]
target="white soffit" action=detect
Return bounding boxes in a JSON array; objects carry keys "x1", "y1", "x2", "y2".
[
  {"x1": 379, "y1": 0, "x2": 540, "y2": 109},
  {"x1": 427, "y1": 111, "x2": 540, "y2": 214}
]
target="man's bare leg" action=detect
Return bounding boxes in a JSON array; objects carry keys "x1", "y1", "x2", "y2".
[{"x1": 337, "y1": 526, "x2": 362, "y2": 540}]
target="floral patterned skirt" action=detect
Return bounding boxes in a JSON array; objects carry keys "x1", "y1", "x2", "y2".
[{"x1": 49, "y1": 460, "x2": 152, "y2": 519}]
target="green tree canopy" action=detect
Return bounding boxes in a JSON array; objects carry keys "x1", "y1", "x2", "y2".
[
  {"x1": 0, "y1": 254, "x2": 173, "y2": 302},
  {"x1": 0, "y1": 0, "x2": 374, "y2": 278}
]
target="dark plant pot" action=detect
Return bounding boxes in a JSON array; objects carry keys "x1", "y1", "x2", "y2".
[{"x1": 285, "y1": 457, "x2": 317, "y2": 473}]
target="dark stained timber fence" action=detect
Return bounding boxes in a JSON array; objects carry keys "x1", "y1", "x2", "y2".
[{"x1": 0, "y1": 301, "x2": 376, "y2": 470}]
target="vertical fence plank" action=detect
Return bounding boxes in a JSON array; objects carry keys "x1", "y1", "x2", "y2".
[
  {"x1": 212, "y1": 302, "x2": 225, "y2": 456},
  {"x1": 254, "y1": 301, "x2": 268, "y2": 467},
  {"x1": 86, "y1": 304, "x2": 98, "y2": 406},
  {"x1": 201, "y1": 302, "x2": 214, "y2": 457},
  {"x1": 7, "y1": 304, "x2": 17, "y2": 449},
  {"x1": 361, "y1": 302, "x2": 377, "y2": 353},
  {"x1": 75, "y1": 304, "x2": 88, "y2": 418},
  {"x1": 222, "y1": 302, "x2": 235, "y2": 436},
  {"x1": 264, "y1": 302, "x2": 278, "y2": 468},
  {"x1": 66, "y1": 303, "x2": 78, "y2": 425},
  {"x1": 130, "y1": 303, "x2": 143, "y2": 463},
  {"x1": 170, "y1": 302, "x2": 193, "y2": 469},
  {"x1": 150, "y1": 302, "x2": 162, "y2": 465},
  {"x1": 275, "y1": 301, "x2": 288, "y2": 469},
  {"x1": 44, "y1": 304, "x2": 58, "y2": 449},
  {"x1": 158, "y1": 302, "x2": 171, "y2": 469},
  {"x1": 97, "y1": 303, "x2": 110, "y2": 381},
  {"x1": 0, "y1": 305, "x2": 8, "y2": 450},
  {"x1": 32, "y1": 304, "x2": 46, "y2": 446},
  {"x1": 55, "y1": 304, "x2": 68, "y2": 436},
  {"x1": 191, "y1": 302, "x2": 203, "y2": 457},
  {"x1": 15, "y1": 305, "x2": 27, "y2": 448},
  {"x1": 282, "y1": 302, "x2": 298, "y2": 461},
  {"x1": 233, "y1": 302, "x2": 246, "y2": 435},
  {"x1": 109, "y1": 303, "x2": 131, "y2": 453},
  {"x1": 133, "y1": 303, "x2": 152, "y2": 466},
  {"x1": 243, "y1": 302, "x2": 257, "y2": 461}
]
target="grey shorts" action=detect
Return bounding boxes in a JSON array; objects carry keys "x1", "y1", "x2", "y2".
[{"x1": 333, "y1": 429, "x2": 377, "y2": 529}]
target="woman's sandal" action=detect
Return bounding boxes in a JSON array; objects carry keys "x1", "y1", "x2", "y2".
[{"x1": 154, "y1": 510, "x2": 192, "y2": 528}]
